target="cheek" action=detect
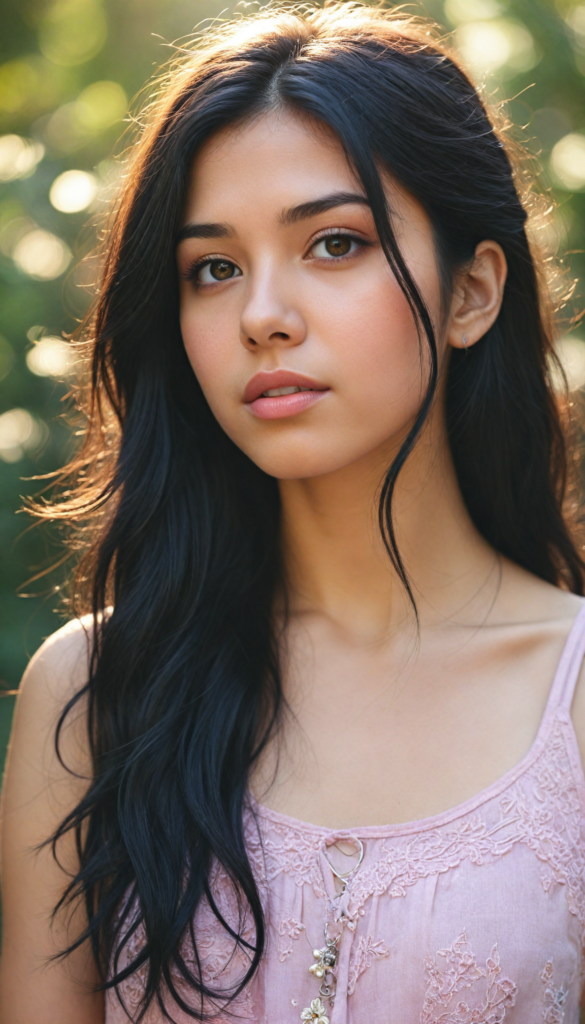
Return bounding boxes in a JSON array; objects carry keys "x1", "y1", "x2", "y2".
[
  {"x1": 310, "y1": 270, "x2": 427, "y2": 427},
  {"x1": 179, "y1": 295, "x2": 240, "y2": 415}
]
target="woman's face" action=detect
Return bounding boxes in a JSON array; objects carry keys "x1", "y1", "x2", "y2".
[{"x1": 177, "y1": 109, "x2": 443, "y2": 480}]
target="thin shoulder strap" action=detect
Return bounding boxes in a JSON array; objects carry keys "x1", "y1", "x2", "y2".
[{"x1": 550, "y1": 602, "x2": 585, "y2": 712}]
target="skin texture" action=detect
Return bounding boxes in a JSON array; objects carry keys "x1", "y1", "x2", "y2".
[{"x1": 2, "y1": 107, "x2": 585, "y2": 1021}]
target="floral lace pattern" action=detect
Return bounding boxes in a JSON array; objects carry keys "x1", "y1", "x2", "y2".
[
  {"x1": 511, "y1": 722, "x2": 585, "y2": 927},
  {"x1": 346, "y1": 815, "x2": 520, "y2": 917},
  {"x1": 245, "y1": 814, "x2": 327, "y2": 899},
  {"x1": 421, "y1": 932, "x2": 517, "y2": 1024},
  {"x1": 277, "y1": 918, "x2": 306, "y2": 962},
  {"x1": 347, "y1": 935, "x2": 390, "y2": 995}
]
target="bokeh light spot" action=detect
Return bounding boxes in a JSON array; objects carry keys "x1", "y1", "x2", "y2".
[
  {"x1": 39, "y1": 0, "x2": 107, "y2": 68},
  {"x1": 0, "y1": 408, "x2": 44, "y2": 463},
  {"x1": 44, "y1": 81, "x2": 127, "y2": 153},
  {"x1": 455, "y1": 18, "x2": 538, "y2": 76},
  {"x1": 0, "y1": 135, "x2": 44, "y2": 182},
  {"x1": 26, "y1": 336, "x2": 73, "y2": 378},
  {"x1": 50, "y1": 169, "x2": 98, "y2": 212},
  {"x1": 444, "y1": 0, "x2": 503, "y2": 25},
  {"x1": 553, "y1": 337, "x2": 585, "y2": 391},
  {"x1": 550, "y1": 133, "x2": 585, "y2": 191},
  {"x1": 566, "y1": 5, "x2": 585, "y2": 51},
  {"x1": 75, "y1": 81, "x2": 127, "y2": 132},
  {"x1": 12, "y1": 229, "x2": 72, "y2": 280}
]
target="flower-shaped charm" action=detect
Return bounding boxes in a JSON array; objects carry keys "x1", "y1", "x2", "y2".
[{"x1": 301, "y1": 997, "x2": 329, "y2": 1023}]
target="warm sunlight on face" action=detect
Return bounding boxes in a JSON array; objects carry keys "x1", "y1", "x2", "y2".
[{"x1": 177, "y1": 109, "x2": 443, "y2": 480}]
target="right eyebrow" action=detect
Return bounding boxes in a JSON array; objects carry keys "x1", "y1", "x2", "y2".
[
  {"x1": 281, "y1": 191, "x2": 370, "y2": 225},
  {"x1": 176, "y1": 222, "x2": 233, "y2": 244}
]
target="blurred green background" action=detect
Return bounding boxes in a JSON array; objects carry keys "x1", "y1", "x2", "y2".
[{"x1": 2, "y1": 0, "x2": 585, "y2": 781}]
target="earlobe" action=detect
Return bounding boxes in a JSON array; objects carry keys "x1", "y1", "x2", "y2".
[
  {"x1": 447, "y1": 240, "x2": 507, "y2": 351},
  {"x1": 451, "y1": 331, "x2": 473, "y2": 352}
]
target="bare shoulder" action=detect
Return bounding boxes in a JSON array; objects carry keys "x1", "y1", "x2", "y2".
[
  {"x1": 527, "y1": 574, "x2": 585, "y2": 767},
  {"x1": 22, "y1": 614, "x2": 93, "y2": 699},
  {"x1": 498, "y1": 559, "x2": 584, "y2": 626},
  {"x1": 3, "y1": 615, "x2": 96, "y2": 841},
  {"x1": 0, "y1": 617, "x2": 105, "y2": 1021},
  {"x1": 13, "y1": 616, "x2": 95, "y2": 776},
  {"x1": 497, "y1": 560, "x2": 585, "y2": 752}
]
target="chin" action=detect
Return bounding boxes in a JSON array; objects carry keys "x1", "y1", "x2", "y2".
[{"x1": 241, "y1": 442, "x2": 370, "y2": 481}]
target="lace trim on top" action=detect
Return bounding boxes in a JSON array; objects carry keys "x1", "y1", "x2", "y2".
[{"x1": 248, "y1": 715, "x2": 585, "y2": 929}]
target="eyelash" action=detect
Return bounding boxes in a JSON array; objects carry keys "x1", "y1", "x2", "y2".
[{"x1": 184, "y1": 230, "x2": 370, "y2": 285}]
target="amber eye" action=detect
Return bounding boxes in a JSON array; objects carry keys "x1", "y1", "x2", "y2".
[
  {"x1": 324, "y1": 235, "x2": 351, "y2": 257},
  {"x1": 311, "y1": 234, "x2": 357, "y2": 260},
  {"x1": 193, "y1": 259, "x2": 242, "y2": 285},
  {"x1": 208, "y1": 260, "x2": 235, "y2": 280}
]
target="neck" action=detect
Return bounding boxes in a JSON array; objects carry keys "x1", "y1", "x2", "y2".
[{"x1": 279, "y1": 406, "x2": 497, "y2": 640}]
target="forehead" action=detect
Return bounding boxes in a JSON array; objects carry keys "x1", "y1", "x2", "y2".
[
  {"x1": 182, "y1": 109, "x2": 358, "y2": 217},
  {"x1": 179, "y1": 106, "x2": 434, "y2": 260}
]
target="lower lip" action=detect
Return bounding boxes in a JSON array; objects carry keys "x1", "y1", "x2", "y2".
[{"x1": 247, "y1": 389, "x2": 329, "y2": 420}]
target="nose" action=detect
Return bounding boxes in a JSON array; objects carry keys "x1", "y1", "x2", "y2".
[{"x1": 240, "y1": 267, "x2": 306, "y2": 351}]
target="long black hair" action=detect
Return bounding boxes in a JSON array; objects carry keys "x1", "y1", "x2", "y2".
[{"x1": 40, "y1": 3, "x2": 584, "y2": 1020}]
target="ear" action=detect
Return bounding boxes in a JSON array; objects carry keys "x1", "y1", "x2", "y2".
[{"x1": 447, "y1": 240, "x2": 508, "y2": 351}]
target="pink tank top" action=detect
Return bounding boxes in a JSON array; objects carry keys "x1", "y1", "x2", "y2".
[{"x1": 107, "y1": 605, "x2": 585, "y2": 1024}]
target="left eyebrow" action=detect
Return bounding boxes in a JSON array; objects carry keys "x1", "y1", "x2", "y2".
[{"x1": 280, "y1": 191, "x2": 370, "y2": 225}]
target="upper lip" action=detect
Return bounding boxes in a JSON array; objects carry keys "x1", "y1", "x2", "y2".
[{"x1": 243, "y1": 369, "x2": 329, "y2": 404}]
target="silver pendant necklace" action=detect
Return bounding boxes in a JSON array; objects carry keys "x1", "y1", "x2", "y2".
[{"x1": 300, "y1": 837, "x2": 364, "y2": 1024}]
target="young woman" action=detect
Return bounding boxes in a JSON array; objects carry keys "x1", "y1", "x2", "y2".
[{"x1": 2, "y1": 3, "x2": 585, "y2": 1022}]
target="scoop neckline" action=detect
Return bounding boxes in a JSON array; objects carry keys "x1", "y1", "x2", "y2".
[{"x1": 249, "y1": 603, "x2": 585, "y2": 840}]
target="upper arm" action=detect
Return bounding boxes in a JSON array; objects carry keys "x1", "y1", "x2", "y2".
[{"x1": 0, "y1": 619, "x2": 105, "y2": 1024}]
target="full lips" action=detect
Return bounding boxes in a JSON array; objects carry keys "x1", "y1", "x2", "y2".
[{"x1": 247, "y1": 389, "x2": 328, "y2": 419}]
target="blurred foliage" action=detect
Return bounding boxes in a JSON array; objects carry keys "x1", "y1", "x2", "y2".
[{"x1": 1, "y1": 0, "x2": 585, "y2": 774}]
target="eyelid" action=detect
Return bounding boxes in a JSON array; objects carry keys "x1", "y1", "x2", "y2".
[{"x1": 309, "y1": 226, "x2": 369, "y2": 243}]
